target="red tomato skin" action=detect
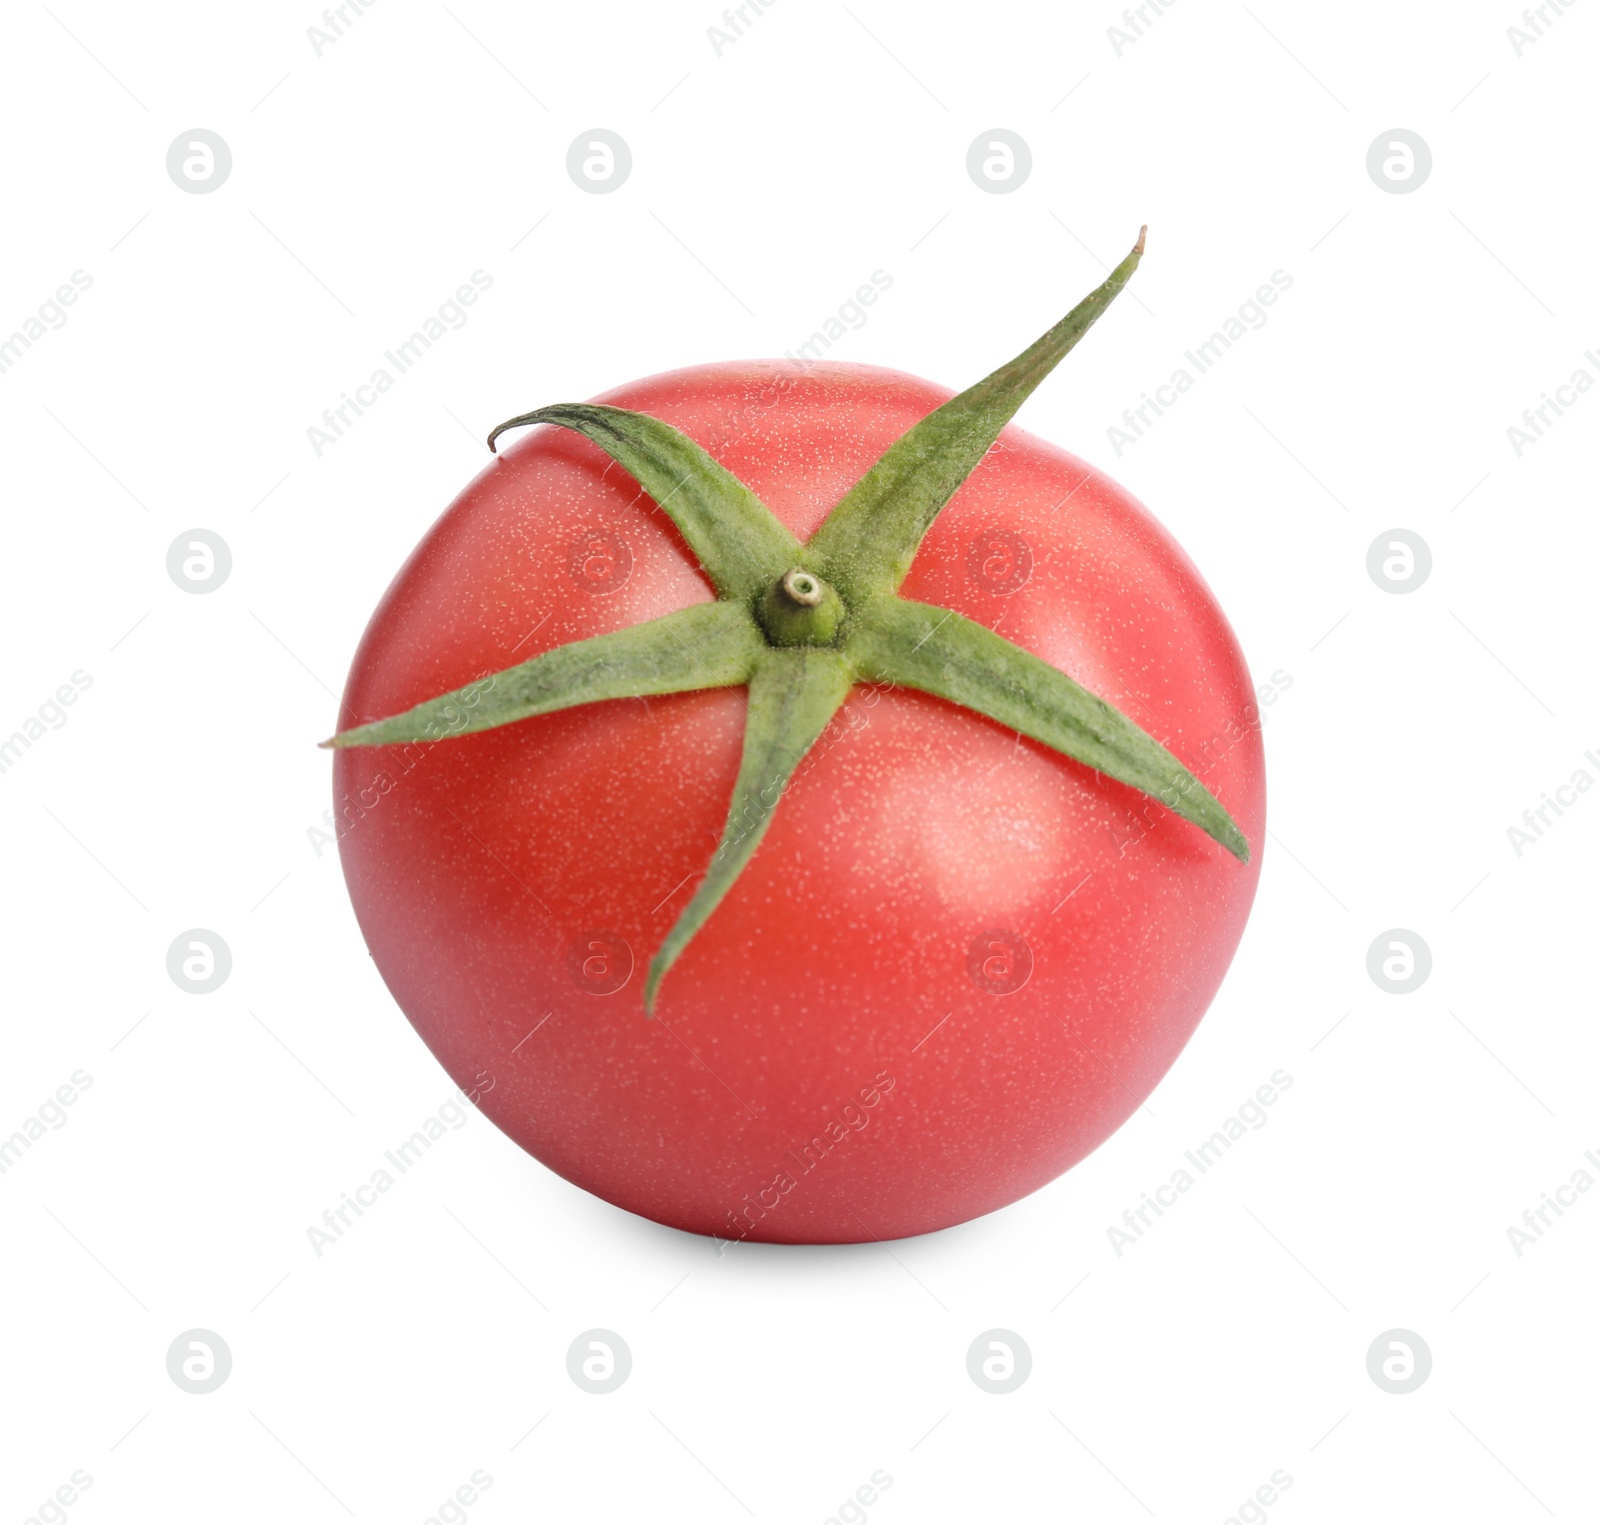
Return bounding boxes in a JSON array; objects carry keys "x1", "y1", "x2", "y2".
[{"x1": 333, "y1": 360, "x2": 1265, "y2": 1244}]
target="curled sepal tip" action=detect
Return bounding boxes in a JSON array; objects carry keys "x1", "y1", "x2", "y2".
[{"x1": 484, "y1": 402, "x2": 802, "y2": 601}]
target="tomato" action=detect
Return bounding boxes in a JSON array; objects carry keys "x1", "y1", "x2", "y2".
[
  {"x1": 331, "y1": 239, "x2": 1264, "y2": 1243},
  {"x1": 331, "y1": 352, "x2": 1263, "y2": 1244}
]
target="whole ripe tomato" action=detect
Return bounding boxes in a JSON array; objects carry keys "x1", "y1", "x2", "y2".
[{"x1": 331, "y1": 235, "x2": 1264, "y2": 1244}]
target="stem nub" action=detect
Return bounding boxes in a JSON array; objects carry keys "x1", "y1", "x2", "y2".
[
  {"x1": 782, "y1": 568, "x2": 824, "y2": 606},
  {"x1": 756, "y1": 567, "x2": 845, "y2": 647}
]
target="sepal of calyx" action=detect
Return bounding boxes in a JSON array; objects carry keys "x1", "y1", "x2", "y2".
[{"x1": 325, "y1": 228, "x2": 1248, "y2": 1014}]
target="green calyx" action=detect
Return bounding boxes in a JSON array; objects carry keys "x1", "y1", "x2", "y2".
[{"x1": 325, "y1": 227, "x2": 1250, "y2": 1014}]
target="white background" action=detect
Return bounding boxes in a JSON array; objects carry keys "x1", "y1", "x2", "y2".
[{"x1": 2, "y1": 1, "x2": 1597, "y2": 1521}]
